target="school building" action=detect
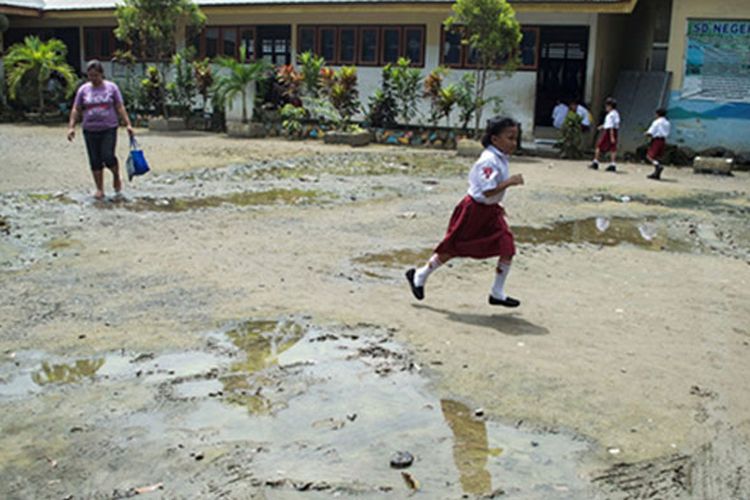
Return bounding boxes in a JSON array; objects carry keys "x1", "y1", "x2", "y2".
[{"x1": 1, "y1": 0, "x2": 749, "y2": 152}]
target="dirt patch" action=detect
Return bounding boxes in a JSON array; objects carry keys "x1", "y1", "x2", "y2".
[{"x1": 1, "y1": 125, "x2": 749, "y2": 498}]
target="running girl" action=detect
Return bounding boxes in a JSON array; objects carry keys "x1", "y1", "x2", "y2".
[{"x1": 406, "y1": 117, "x2": 525, "y2": 307}]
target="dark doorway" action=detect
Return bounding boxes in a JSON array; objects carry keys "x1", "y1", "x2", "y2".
[
  {"x1": 5, "y1": 27, "x2": 82, "y2": 74},
  {"x1": 534, "y1": 26, "x2": 589, "y2": 127},
  {"x1": 257, "y1": 25, "x2": 291, "y2": 65}
]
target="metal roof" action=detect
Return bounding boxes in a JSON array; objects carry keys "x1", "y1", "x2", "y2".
[
  {"x1": 0, "y1": 0, "x2": 44, "y2": 9},
  {"x1": 1, "y1": 0, "x2": 628, "y2": 11}
]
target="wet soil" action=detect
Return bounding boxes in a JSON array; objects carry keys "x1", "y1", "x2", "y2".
[{"x1": 1, "y1": 124, "x2": 749, "y2": 499}]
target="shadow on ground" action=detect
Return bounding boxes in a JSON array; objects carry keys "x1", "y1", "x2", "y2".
[{"x1": 412, "y1": 304, "x2": 549, "y2": 336}]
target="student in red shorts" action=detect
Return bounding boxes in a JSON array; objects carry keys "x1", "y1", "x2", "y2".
[
  {"x1": 588, "y1": 97, "x2": 620, "y2": 172},
  {"x1": 645, "y1": 108, "x2": 671, "y2": 180}
]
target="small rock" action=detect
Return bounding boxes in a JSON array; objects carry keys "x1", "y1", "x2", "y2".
[
  {"x1": 607, "y1": 447, "x2": 621, "y2": 455},
  {"x1": 474, "y1": 408, "x2": 484, "y2": 417},
  {"x1": 390, "y1": 451, "x2": 414, "y2": 469},
  {"x1": 397, "y1": 211, "x2": 417, "y2": 220}
]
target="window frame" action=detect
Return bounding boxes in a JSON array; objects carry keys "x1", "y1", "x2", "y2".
[
  {"x1": 297, "y1": 25, "x2": 317, "y2": 56},
  {"x1": 358, "y1": 25, "x2": 380, "y2": 67},
  {"x1": 318, "y1": 25, "x2": 338, "y2": 63},
  {"x1": 440, "y1": 25, "x2": 540, "y2": 71},
  {"x1": 295, "y1": 25, "x2": 425, "y2": 67},
  {"x1": 380, "y1": 25, "x2": 402, "y2": 66},
  {"x1": 83, "y1": 27, "x2": 118, "y2": 61},
  {"x1": 239, "y1": 26, "x2": 257, "y2": 62},
  {"x1": 337, "y1": 27, "x2": 358, "y2": 65},
  {"x1": 193, "y1": 26, "x2": 260, "y2": 61},
  {"x1": 403, "y1": 26, "x2": 426, "y2": 66}
]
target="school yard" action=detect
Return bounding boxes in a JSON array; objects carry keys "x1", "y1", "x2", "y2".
[{"x1": 1, "y1": 123, "x2": 749, "y2": 498}]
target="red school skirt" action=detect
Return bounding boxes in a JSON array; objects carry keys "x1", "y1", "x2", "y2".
[
  {"x1": 647, "y1": 137, "x2": 666, "y2": 160},
  {"x1": 434, "y1": 195, "x2": 516, "y2": 259},
  {"x1": 597, "y1": 129, "x2": 618, "y2": 153}
]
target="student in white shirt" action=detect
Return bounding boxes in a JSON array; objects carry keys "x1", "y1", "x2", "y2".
[
  {"x1": 645, "y1": 108, "x2": 671, "y2": 180},
  {"x1": 406, "y1": 117, "x2": 525, "y2": 308},
  {"x1": 588, "y1": 97, "x2": 620, "y2": 172},
  {"x1": 569, "y1": 98, "x2": 591, "y2": 132},
  {"x1": 552, "y1": 99, "x2": 569, "y2": 129}
]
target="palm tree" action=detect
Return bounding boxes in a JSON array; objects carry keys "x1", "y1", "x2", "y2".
[
  {"x1": 211, "y1": 47, "x2": 270, "y2": 124},
  {"x1": 3, "y1": 36, "x2": 77, "y2": 117}
]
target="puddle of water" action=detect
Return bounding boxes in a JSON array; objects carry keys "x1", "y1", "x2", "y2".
[
  {"x1": 171, "y1": 328, "x2": 589, "y2": 497},
  {"x1": 44, "y1": 238, "x2": 82, "y2": 251},
  {"x1": 0, "y1": 322, "x2": 592, "y2": 497},
  {"x1": 0, "y1": 350, "x2": 223, "y2": 398},
  {"x1": 31, "y1": 358, "x2": 105, "y2": 386},
  {"x1": 219, "y1": 319, "x2": 306, "y2": 414},
  {"x1": 71, "y1": 189, "x2": 326, "y2": 212},
  {"x1": 591, "y1": 192, "x2": 749, "y2": 215},
  {"x1": 353, "y1": 248, "x2": 433, "y2": 269},
  {"x1": 27, "y1": 193, "x2": 75, "y2": 204},
  {"x1": 353, "y1": 217, "x2": 691, "y2": 277},
  {"x1": 513, "y1": 217, "x2": 692, "y2": 252}
]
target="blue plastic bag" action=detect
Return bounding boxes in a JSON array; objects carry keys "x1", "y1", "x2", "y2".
[{"x1": 126, "y1": 137, "x2": 150, "y2": 181}]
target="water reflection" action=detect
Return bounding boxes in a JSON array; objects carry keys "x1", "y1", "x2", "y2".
[
  {"x1": 31, "y1": 358, "x2": 105, "y2": 386},
  {"x1": 441, "y1": 399, "x2": 502, "y2": 495},
  {"x1": 221, "y1": 320, "x2": 304, "y2": 414},
  {"x1": 512, "y1": 217, "x2": 690, "y2": 252},
  {"x1": 105, "y1": 189, "x2": 323, "y2": 213}
]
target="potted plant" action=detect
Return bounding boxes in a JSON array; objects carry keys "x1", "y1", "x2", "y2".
[
  {"x1": 3, "y1": 36, "x2": 76, "y2": 121},
  {"x1": 141, "y1": 65, "x2": 183, "y2": 131},
  {"x1": 212, "y1": 46, "x2": 270, "y2": 138},
  {"x1": 165, "y1": 48, "x2": 197, "y2": 129},
  {"x1": 321, "y1": 66, "x2": 369, "y2": 147}
]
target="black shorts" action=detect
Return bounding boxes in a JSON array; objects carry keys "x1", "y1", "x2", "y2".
[{"x1": 83, "y1": 127, "x2": 118, "y2": 171}]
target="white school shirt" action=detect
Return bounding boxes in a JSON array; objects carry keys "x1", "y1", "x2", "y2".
[
  {"x1": 467, "y1": 145, "x2": 510, "y2": 205},
  {"x1": 603, "y1": 109, "x2": 621, "y2": 130},
  {"x1": 552, "y1": 103, "x2": 568, "y2": 129},
  {"x1": 576, "y1": 105, "x2": 591, "y2": 127},
  {"x1": 646, "y1": 116, "x2": 670, "y2": 138}
]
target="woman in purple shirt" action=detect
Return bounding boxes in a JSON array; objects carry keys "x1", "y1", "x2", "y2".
[{"x1": 67, "y1": 60, "x2": 134, "y2": 200}]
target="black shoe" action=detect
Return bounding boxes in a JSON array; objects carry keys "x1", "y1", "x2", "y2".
[
  {"x1": 588, "y1": 162, "x2": 599, "y2": 170},
  {"x1": 405, "y1": 268, "x2": 424, "y2": 300},
  {"x1": 605, "y1": 164, "x2": 617, "y2": 172},
  {"x1": 488, "y1": 295, "x2": 520, "y2": 307},
  {"x1": 647, "y1": 166, "x2": 663, "y2": 180}
]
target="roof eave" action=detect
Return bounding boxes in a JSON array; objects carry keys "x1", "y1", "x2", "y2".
[
  {"x1": 24, "y1": 0, "x2": 641, "y2": 15},
  {"x1": 0, "y1": 4, "x2": 42, "y2": 16}
]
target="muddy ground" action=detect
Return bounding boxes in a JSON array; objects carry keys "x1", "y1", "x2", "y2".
[{"x1": 1, "y1": 123, "x2": 749, "y2": 499}]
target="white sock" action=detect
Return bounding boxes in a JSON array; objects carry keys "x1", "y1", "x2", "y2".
[
  {"x1": 592, "y1": 159, "x2": 599, "y2": 165},
  {"x1": 491, "y1": 262, "x2": 511, "y2": 300},
  {"x1": 415, "y1": 254, "x2": 442, "y2": 287},
  {"x1": 653, "y1": 160, "x2": 660, "y2": 167}
]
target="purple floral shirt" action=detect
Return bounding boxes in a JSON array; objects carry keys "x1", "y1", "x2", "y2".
[{"x1": 73, "y1": 80, "x2": 123, "y2": 131}]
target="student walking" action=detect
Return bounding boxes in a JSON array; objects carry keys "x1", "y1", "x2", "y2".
[
  {"x1": 405, "y1": 117, "x2": 525, "y2": 307},
  {"x1": 67, "y1": 59, "x2": 134, "y2": 200},
  {"x1": 588, "y1": 97, "x2": 620, "y2": 172},
  {"x1": 645, "y1": 108, "x2": 671, "y2": 180}
]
